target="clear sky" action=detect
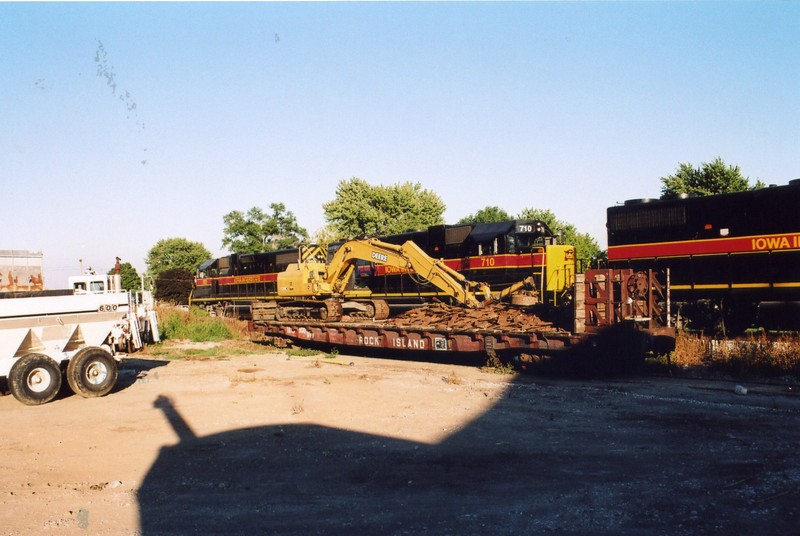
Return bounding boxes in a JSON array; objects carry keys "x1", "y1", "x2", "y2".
[{"x1": 2, "y1": 2, "x2": 799, "y2": 287}]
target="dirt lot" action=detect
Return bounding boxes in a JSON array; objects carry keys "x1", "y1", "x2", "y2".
[{"x1": 1, "y1": 342, "x2": 799, "y2": 535}]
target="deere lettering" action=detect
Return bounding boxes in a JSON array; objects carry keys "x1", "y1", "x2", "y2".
[
  {"x1": 371, "y1": 251, "x2": 389, "y2": 263},
  {"x1": 751, "y1": 234, "x2": 800, "y2": 251}
]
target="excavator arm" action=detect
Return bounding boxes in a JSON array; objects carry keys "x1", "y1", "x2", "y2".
[{"x1": 326, "y1": 239, "x2": 493, "y2": 308}]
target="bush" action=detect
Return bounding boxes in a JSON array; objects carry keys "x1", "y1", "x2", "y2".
[
  {"x1": 155, "y1": 268, "x2": 194, "y2": 304},
  {"x1": 158, "y1": 306, "x2": 234, "y2": 342},
  {"x1": 669, "y1": 332, "x2": 800, "y2": 379}
]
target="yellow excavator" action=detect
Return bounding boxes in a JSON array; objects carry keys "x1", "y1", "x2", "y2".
[{"x1": 252, "y1": 238, "x2": 498, "y2": 322}]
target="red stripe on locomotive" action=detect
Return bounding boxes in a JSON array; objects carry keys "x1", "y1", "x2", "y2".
[
  {"x1": 608, "y1": 232, "x2": 800, "y2": 260},
  {"x1": 194, "y1": 273, "x2": 278, "y2": 286},
  {"x1": 371, "y1": 253, "x2": 546, "y2": 276}
]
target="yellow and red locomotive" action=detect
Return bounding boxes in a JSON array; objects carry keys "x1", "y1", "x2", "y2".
[{"x1": 190, "y1": 219, "x2": 576, "y2": 316}]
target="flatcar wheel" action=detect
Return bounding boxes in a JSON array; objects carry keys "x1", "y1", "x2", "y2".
[
  {"x1": 9, "y1": 354, "x2": 63, "y2": 406},
  {"x1": 66, "y1": 347, "x2": 118, "y2": 398}
]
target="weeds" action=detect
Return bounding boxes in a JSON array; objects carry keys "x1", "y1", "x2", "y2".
[
  {"x1": 157, "y1": 305, "x2": 243, "y2": 342},
  {"x1": 286, "y1": 348, "x2": 322, "y2": 357},
  {"x1": 482, "y1": 354, "x2": 516, "y2": 375},
  {"x1": 443, "y1": 369, "x2": 463, "y2": 385},
  {"x1": 669, "y1": 332, "x2": 708, "y2": 368},
  {"x1": 143, "y1": 338, "x2": 260, "y2": 361},
  {"x1": 669, "y1": 332, "x2": 800, "y2": 379}
]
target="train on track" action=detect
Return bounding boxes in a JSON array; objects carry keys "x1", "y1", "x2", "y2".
[
  {"x1": 608, "y1": 179, "x2": 800, "y2": 334},
  {"x1": 191, "y1": 179, "x2": 800, "y2": 334},
  {"x1": 190, "y1": 219, "x2": 576, "y2": 317}
]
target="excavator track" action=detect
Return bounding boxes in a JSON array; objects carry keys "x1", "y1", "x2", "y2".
[
  {"x1": 252, "y1": 299, "x2": 390, "y2": 323},
  {"x1": 275, "y1": 300, "x2": 344, "y2": 322},
  {"x1": 341, "y1": 299, "x2": 390, "y2": 321}
]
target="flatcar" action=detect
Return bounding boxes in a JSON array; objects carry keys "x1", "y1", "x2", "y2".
[
  {"x1": 607, "y1": 179, "x2": 800, "y2": 333},
  {"x1": 190, "y1": 220, "x2": 576, "y2": 315}
]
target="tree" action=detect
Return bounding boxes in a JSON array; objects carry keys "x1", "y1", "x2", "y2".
[
  {"x1": 660, "y1": 157, "x2": 765, "y2": 198},
  {"x1": 107, "y1": 261, "x2": 140, "y2": 291},
  {"x1": 154, "y1": 267, "x2": 194, "y2": 304},
  {"x1": 222, "y1": 203, "x2": 309, "y2": 253},
  {"x1": 457, "y1": 206, "x2": 512, "y2": 224},
  {"x1": 518, "y1": 208, "x2": 603, "y2": 269},
  {"x1": 146, "y1": 238, "x2": 211, "y2": 280},
  {"x1": 311, "y1": 224, "x2": 341, "y2": 251},
  {"x1": 323, "y1": 178, "x2": 445, "y2": 238}
]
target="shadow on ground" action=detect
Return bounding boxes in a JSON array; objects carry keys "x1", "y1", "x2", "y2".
[{"x1": 137, "y1": 342, "x2": 800, "y2": 536}]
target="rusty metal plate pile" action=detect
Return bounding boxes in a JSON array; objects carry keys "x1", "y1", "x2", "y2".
[{"x1": 385, "y1": 302, "x2": 557, "y2": 332}]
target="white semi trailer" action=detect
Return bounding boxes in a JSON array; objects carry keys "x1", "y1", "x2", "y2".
[{"x1": 0, "y1": 273, "x2": 158, "y2": 405}]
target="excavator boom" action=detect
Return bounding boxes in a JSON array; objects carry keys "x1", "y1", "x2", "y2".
[
  {"x1": 260, "y1": 238, "x2": 496, "y2": 323},
  {"x1": 327, "y1": 239, "x2": 492, "y2": 308}
]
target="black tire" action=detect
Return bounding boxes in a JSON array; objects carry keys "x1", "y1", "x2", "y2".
[
  {"x1": 66, "y1": 347, "x2": 118, "y2": 398},
  {"x1": 8, "y1": 354, "x2": 63, "y2": 406}
]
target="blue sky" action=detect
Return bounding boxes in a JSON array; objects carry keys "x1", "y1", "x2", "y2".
[{"x1": 2, "y1": 2, "x2": 798, "y2": 286}]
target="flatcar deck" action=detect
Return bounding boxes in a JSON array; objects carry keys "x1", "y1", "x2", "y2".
[{"x1": 249, "y1": 319, "x2": 584, "y2": 357}]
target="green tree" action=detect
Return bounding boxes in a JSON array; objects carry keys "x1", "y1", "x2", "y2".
[
  {"x1": 518, "y1": 208, "x2": 602, "y2": 269},
  {"x1": 660, "y1": 157, "x2": 765, "y2": 197},
  {"x1": 323, "y1": 178, "x2": 445, "y2": 238},
  {"x1": 154, "y1": 267, "x2": 194, "y2": 304},
  {"x1": 457, "y1": 206, "x2": 512, "y2": 224},
  {"x1": 107, "y1": 261, "x2": 140, "y2": 291},
  {"x1": 146, "y1": 238, "x2": 211, "y2": 280},
  {"x1": 222, "y1": 203, "x2": 309, "y2": 253},
  {"x1": 311, "y1": 224, "x2": 341, "y2": 250}
]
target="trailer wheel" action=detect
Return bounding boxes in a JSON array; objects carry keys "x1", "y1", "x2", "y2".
[
  {"x1": 8, "y1": 354, "x2": 63, "y2": 406},
  {"x1": 66, "y1": 347, "x2": 118, "y2": 398}
]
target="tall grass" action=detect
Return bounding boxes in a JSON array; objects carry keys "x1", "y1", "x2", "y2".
[
  {"x1": 158, "y1": 305, "x2": 244, "y2": 342},
  {"x1": 670, "y1": 332, "x2": 800, "y2": 379}
]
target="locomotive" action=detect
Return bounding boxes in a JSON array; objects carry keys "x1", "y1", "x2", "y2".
[
  {"x1": 190, "y1": 220, "x2": 576, "y2": 315},
  {"x1": 607, "y1": 179, "x2": 800, "y2": 333},
  {"x1": 191, "y1": 180, "x2": 799, "y2": 333}
]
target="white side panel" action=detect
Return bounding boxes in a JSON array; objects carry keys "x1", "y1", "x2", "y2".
[{"x1": 0, "y1": 292, "x2": 130, "y2": 319}]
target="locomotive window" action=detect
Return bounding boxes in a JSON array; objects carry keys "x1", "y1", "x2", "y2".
[
  {"x1": 514, "y1": 234, "x2": 543, "y2": 253},
  {"x1": 506, "y1": 235, "x2": 516, "y2": 254}
]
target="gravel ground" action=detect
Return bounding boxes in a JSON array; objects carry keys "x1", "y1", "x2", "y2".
[{"x1": 1, "y1": 342, "x2": 799, "y2": 535}]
